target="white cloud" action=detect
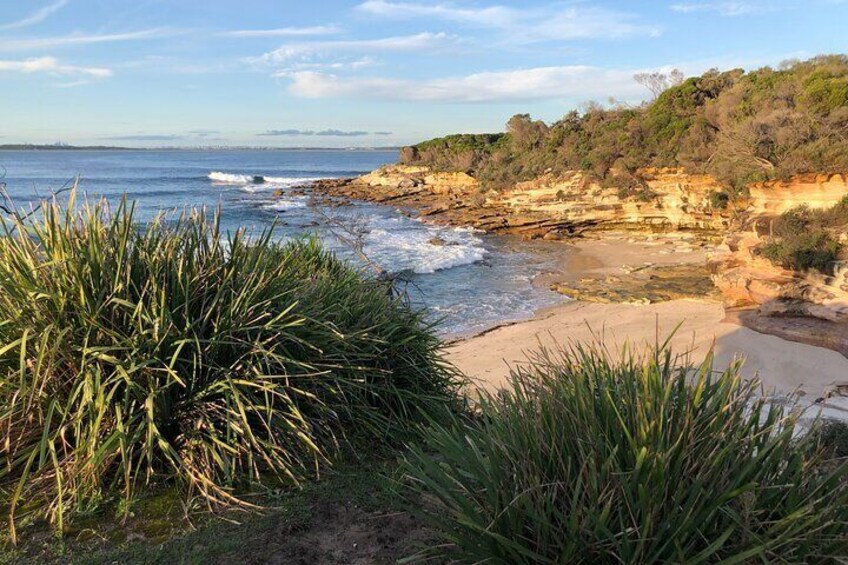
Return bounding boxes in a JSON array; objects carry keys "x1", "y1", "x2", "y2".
[
  {"x1": 256, "y1": 32, "x2": 455, "y2": 64},
  {"x1": 272, "y1": 57, "x2": 376, "y2": 75},
  {"x1": 670, "y1": 2, "x2": 764, "y2": 15},
  {"x1": 53, "y1": 79, "x2": 98, "y2": 88},
  {"x1": 356, "y1": 1, "x2": 660, "y2": 41},
  {"x1": 285, "y1": 65, "x2": 653, "y2": 103},
  {"x1": 0, "y1": 56, "x2": 112, "y2": 79},
  {"x1": 357, "y1": 0, "x2": 513, "y2": 26},
  {"x1": 0, "y1": 0, "x2": 69, "y2": 31},
  {"x1": 221, "y1": 25, "x2": 342, "y2": 38},
  {"x1": 0, "y1": 28, "x2": 178, "y2": 52}
]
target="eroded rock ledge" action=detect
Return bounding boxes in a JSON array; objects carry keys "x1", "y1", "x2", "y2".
[
  {"x1": 311, "y1": 165, "x2": 732, "y2": 240},
  {"x1": 705, "y1": 174, "x2": 848, "y2": 354}
]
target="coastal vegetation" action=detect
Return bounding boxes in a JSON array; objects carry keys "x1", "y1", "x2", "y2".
[
  {"x1": 403, "y1": 344, "x2": 848, "y2": 563},
  {"x1": 0, "y1": 195, "x2": 459, "y2": 545},
  {"x1": 1, "y1": 196, "x2": 848, "y2": 562},
  {"x1": 402, "y1": 55, "x2": 848, "y2": 195},
  {"x1": 760, "y1": 196, "x2": 848, "y2": 273}
]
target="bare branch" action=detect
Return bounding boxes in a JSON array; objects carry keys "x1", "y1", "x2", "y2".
[
  {"x1": 306, "y1": 193, "x2": 422, "y2": 302},
  {"x1": 0, "y1": 173, "x2": 80, "y2": 233},
  {"x1": 634, "y1": 69, "x2": 686, "y2": 100},
  {"x1": 307, "y1": 194, "x2": 384, "y2": 276}
]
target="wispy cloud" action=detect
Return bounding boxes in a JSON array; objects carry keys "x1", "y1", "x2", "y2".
[
  {"x1": 53, "y1": 79, "x2": 99, "y2": 88},
  {"x1": 284, "y1": 65, "x2": 669, "y2": 103},
  {"x1": 256, "y1": 32, "x2": 455, "y2": 65},
  {"x1": 670, "y1": 2, "x2": 765, "y2": 16},
  {"x1": 0, "y1": 28, "x2": 180, "y2": 52},
  {"x1": 222, "y1": 25, "x2": 342, "y2": 38},
  {"x1": 102, "y1": 134, "x2": 183, "y2": 141},
  {"x1": 0, "y1": 56, "x2": 112, "y2": 79},
  {"x1": 270, "y1": 56, "x2": 376, "y2": 75},
  {"x1": 357, "y1": 0, "x2": 513, "y2": 26},
  {"x1": 257, "y1": 129, "x2": 380, "y2": 137},
  {"x1": 0, "y1": 0, "x2": 69, "y2": 31},
  {"x1": 356, "y1": 1, "x2": 660, "y2": 41}
]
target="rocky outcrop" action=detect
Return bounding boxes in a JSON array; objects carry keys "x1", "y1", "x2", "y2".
[
  {"x1": 747, "y1": 173, "x2": 848, "y2": 216},
  {"x1": 709, "y1": 231, "x2": 848, "y2": 321},
  {"x1": 312, "y1": 165, "x2": 731, "y2": 239},
  {"x1": 552, "y1": 263, "x2": 717, "y2": 304},
  {"x1": 707, "y1": 172, "x2": 848, "y2": 318},
  {"x1": 700, "y1": 173, "x2": 848, "y2": 355},
  {"x1": 307, "y1": 163, "x2": 848, "y2": 356},
  {"x1": 502, "y1": 168, "x2": 729, "y2": 233}
]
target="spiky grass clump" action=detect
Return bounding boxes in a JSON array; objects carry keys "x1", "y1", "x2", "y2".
[
  {"x1": 403, "y1": 344, "x2": 848, "y2": 563},
  {"x1": 0, "y1": 195, "x2": 460, "y2": 542}
]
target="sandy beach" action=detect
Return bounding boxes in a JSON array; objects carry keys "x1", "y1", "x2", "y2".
[{"x1": 449, "y1": 237, "x2": 848, "y2": 399}]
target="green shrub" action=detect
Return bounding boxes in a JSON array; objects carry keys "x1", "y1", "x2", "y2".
[
  {"x1": 709, "y1": 190, "x2": 730, "y2": 210},
  {"x1": 0, "y1": 195, "x2": 460, "y2": 543},
  {"x1": 823, "y1": 194, "x2": 848, "y2": 226},
  {"x1": 761, "y1": 231, "x2": 840, "y2": 273},
  {"x1": 403, "y1": 344, "x2": 848, "y2": 563},
  {"x1": 617, "y1": 185, "x2": 657, "y2": 202},
  {"x1": 760, "y1": 203, "x2": 844, "y2": 273},
  {"x1": 802, "y1": 68, "x2": 848, "y2": 114}
]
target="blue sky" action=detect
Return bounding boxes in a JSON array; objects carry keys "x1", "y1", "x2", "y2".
[{"x1": 1, "y1": 0, "x2": 846, "y2": 147}]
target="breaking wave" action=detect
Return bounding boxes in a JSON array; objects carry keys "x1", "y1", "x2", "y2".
[
  {"x1": 261, "y1": 199, "x2": 308, "y2": 211},
  {"x1": 362, "y1": 218, "x2": 488, "y2": 274},
  {"x1": 208, "y1": 171, "x2": 326, "y2": 189}
]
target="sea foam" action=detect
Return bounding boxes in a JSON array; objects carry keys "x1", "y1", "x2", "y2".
[
  {"x1": 208, "y1": 171, "x2": 253, "y2": 184},
  {"x1": 262, "y1": 199, "x2": 308, "y2": 211},
  {"x1": 208, "y1": 171, "x2": 326, "y2": 188},
  {"x1": 362, "y1": 218, "x2": 488, "y2": 274}
]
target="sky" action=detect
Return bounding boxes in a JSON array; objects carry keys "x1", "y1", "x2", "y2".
[{"x1": 0, "y1": 0, "x2": 847, "y2": 148}]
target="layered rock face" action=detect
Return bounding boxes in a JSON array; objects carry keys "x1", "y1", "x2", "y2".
[
  {"x1": 709, "y1": 174, "x2": 848, "y2": 329},
  {"x1": 357, "y1": 167, "x2": 478, "y2": 195},
  {"x1": 710, "y1": 232, "x2": 848, "y2": 319},
  {"x1": 313, "y1": 165, "x2": 730, "y2": 239},
  {"x1": 747, "y1": 173, "x2": 848, "y2": 216},
  {"x1": 314, "y1": 165, "x2": 848, "y2": 242},
  {"x1": 503, "y1": 168, "x2": 728, "y2": 233}
]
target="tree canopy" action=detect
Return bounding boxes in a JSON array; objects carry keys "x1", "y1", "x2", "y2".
[{"x1": 402, "y1": 56, "x2": 848, "y2": 192}]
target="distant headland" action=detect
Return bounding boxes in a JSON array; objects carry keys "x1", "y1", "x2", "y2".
[{"x1": 0, "y1": 144, "x2": 402, "y2": 151}]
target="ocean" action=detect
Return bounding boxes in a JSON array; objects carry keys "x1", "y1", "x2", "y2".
[{"x1": 0, "y1": 149, "x2": 562, "y2": 335}]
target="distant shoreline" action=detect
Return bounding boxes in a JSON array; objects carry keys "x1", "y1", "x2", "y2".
[{"x1": 0, "y1": 145, "x2": 402, "y2": 152}]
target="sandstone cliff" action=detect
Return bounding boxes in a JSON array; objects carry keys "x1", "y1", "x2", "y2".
[
  {"x1": 502, "y1": 168, "x2": 728, "y2": 233},
  {"x1": 707, "y1": 173, "x2": 848, "y2": 344},
  {"x1": 313, "y1": 165, "x2": 733, "y2": 239},
  {"x1": 747, "y1": 173, "x2": 848, "y2": 216},
  {"x1": 314, "y1": 165, "x2": 848, "y2": 241}
]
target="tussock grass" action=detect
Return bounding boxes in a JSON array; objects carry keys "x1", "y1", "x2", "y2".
[
  {"x1": 403, "y1": 343, "x2": 848, "y2": 563},
  {"x1": 0, "y1": 194, "x2": 460, "y2": 543}
]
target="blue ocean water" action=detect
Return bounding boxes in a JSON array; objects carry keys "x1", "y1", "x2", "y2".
[{"x1": 0, "y1": 149, "x2": 562, "y2": 335}]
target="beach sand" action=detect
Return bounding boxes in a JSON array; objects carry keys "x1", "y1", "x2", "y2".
[{"x1": 449, "y1": 237, "x2": 848, "y2": 399}]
